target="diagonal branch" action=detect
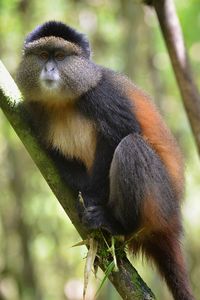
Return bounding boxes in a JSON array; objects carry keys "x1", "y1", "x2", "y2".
[
  {"x1": 144, "y1": 0, "x2": 200, "y2": 157},
  {"x1": 0, "y1": 60, "x2": 156, "y2": 300}
]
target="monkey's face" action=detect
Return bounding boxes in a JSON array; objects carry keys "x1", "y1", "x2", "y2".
[{"x1": 16, "y1": 37, "x2": 101, "y2": 104}]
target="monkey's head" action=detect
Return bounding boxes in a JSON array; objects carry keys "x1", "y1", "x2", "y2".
[{"x1": 16, "y1": 21, "x2": 101, "y2": 104}]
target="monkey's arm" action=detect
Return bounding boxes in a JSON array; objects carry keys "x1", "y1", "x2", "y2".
[
  {"x1": 73, "y1": 70, "x2": 140, "y2": 193},
  {"x1": 48, "y1": 149, "x2": 89, "y2": 191},
  {"x1": 72, "y1": 71, "x2": 142, "y2": 228}
]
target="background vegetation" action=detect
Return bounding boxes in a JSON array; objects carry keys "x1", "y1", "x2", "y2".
[{"x1": 0, "y1": 0, "x2": 200, "y2": 299}]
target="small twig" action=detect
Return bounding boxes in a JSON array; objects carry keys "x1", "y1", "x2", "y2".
[
  {"x1": 111, "y1": 237, "x2": 119, "y2": 272},
  {"x1": 83, "y1": 237, "x2": 98, "y2": 300}
]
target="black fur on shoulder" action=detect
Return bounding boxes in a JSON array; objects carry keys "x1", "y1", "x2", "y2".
[
  {"x1": 25, "y1": 21, "x2": 91, "y2": 58},
  {"x1": 78, "y1": 68, "x2": 141, "y2": 144}
]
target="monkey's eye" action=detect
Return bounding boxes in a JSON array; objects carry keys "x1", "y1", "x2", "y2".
[
  {"x1": 39, "y1": 51, "x2": 49, "y2": 60},
  {"x1": 55, "y1": 51, "x2": 66, "y2": 61}
]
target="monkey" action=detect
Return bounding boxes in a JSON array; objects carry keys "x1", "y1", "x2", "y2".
[{"x1": 16, "y1": 21, "x2": 195, "y2": 300}]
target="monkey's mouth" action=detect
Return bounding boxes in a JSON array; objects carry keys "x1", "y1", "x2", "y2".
[
  {"x1": 41, "y1": 78, "x2": 59, "y2": 90},
  {"x1": 40, "y1": 71, "x2": 60, "y2": 90},
  {"x1": 44, "y1": 79, "x2": 56, "y2": 86}
]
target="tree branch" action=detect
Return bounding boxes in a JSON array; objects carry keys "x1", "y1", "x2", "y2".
[
  {"x1": 0, "y1": 60, "x2": 156, "y2": 300},
  {"x1": 144, "y1": 0, "x2": 200, "y2": 157}
]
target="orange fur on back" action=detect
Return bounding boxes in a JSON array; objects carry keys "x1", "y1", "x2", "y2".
[{"x1": 127, "y1": 85, "x2": 184, "y2": 199}]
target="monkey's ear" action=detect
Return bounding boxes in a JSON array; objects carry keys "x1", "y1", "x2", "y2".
[{"x1": 24, "y1": 21, "x2": 91, "y2": 59}]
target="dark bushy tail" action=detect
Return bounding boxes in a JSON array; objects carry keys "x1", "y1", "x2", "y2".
[{"x1": 141, "y1": 232, "x2": 195, "y2": 300}]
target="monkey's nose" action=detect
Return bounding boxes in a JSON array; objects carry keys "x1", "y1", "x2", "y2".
[
  {"x1": 40, "y1": 67, "x2": 59, "y2": 84},
  {"x1": 44, "y1": 61, "x2": 55, "y2": 72}
]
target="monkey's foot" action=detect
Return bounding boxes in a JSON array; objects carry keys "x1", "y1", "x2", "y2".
[
  {"x1": 82, "y1": 205, "x2": 106, "y2": 230},
  {"x1": 81, "y1": 205, "x2": 125, "y2": 236}
]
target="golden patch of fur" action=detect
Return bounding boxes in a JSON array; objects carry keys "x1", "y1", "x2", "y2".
[{"x1": 47, "y1": 104, "x2": 97, "y2": 171}]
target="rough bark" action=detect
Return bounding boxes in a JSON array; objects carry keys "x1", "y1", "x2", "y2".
[{"x1": 0, "y1": 60, "x2": 155, "y2": 300}]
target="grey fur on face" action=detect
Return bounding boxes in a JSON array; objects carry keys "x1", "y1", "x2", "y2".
[{"x1": 16, "y1": 37, "x2": 102, "y2": 103}]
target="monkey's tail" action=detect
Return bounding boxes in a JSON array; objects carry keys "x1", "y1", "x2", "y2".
[{"x1": 132, "y1": 231, "x2": 195, "y2": 300}]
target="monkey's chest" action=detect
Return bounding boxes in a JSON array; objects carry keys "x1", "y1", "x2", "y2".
[{"x1": 47, "y1": 109, "x2": 97, "y2": 171}]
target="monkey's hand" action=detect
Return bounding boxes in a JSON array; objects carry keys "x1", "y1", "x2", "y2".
[
  {"x1": 81, "y1": 205, "x2": 108, "y2": 230},
  {"x1": 79, "y1": 203, "x2": 124, "y2": 235},
  {"x1": 77, "y1": 194, "x2": 108, "y2": 230}
]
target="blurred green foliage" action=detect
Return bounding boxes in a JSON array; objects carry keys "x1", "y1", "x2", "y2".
[{"x1": 0, "y1": 0, "x2": 200, "y2": 299}]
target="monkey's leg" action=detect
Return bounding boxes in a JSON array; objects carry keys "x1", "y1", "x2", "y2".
[
  {"x1": 108, "y1": 133, "x2": 180, "y2": 234},
  {"x1": 109, "y1": 133, "x2": 195, "y2": 299},
  {"x1": 80, "y1": 133, "x2": 148, "y2": 233},
  {"x1": 81, "y1": 204, "x2": 126, "y2": 234},
  {"x1": 82, "y1": 132, "x2": 176, "y2": 235}
]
